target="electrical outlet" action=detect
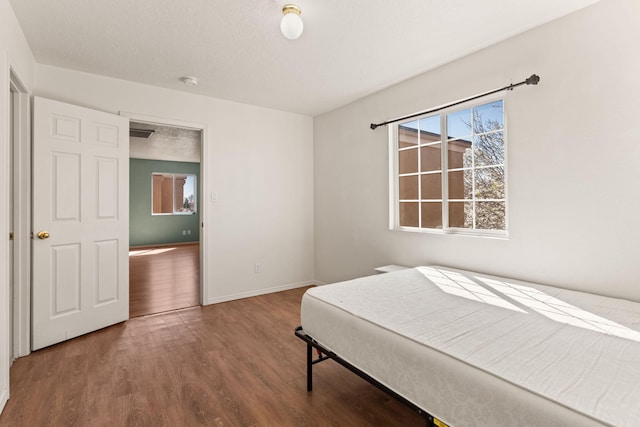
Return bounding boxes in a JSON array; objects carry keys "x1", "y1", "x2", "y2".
[
  {"x1": 187, "y1": 230, "x2": 191, "y2": 235},
  {"x1": 254, "y1": 263, "x2": 261, "y2": 274},
  {"x1": 182, "y1": 230, "x2": 186, "y2": 235}
]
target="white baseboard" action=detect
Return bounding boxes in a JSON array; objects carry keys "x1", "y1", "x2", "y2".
[
  {"x1": 206, "y1": 280, "x2": 316, "y2": 305},
  {"x1": 0, "y1": 387, "x2": 8, "y2": 416},
  {"x1": 129, "y1": 241, "x2": 199, "y2": 249}
]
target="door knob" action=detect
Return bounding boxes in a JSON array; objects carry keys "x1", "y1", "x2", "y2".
[{"x1": 37, "y1": 231, "x2": 50, "y2": 239}]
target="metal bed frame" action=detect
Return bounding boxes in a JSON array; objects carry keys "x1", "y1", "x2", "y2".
[{"x1": 295, "y1": 326, "x2": 449, "y2": 427}]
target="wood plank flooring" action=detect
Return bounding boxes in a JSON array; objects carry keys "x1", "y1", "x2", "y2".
[
  {"x1": 0, "y1": 287, "x2": 425, "y2": 426},
  {"x1": 129, "y1": 243, "x2": 200, "y2": 318}
]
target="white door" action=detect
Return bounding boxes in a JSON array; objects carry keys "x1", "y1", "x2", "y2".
[{"x1": 32, "y1": 97, "x2": 129, "y2": 350}]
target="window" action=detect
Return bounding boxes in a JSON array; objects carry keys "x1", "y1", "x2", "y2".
[
  {"x1": 152, "y1": 173, "x2": 197, "y2": 215},
  {"x1": 391, "y1": 99, "x2": 506, "y2": 235}
]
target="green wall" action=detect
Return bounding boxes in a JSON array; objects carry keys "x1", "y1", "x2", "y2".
[{"x1": 129, "y1": 158, "x2": 200, "y2": 247}]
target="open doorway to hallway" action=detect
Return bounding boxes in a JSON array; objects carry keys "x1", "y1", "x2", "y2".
[{"x1": 128, "y1": 122, "x2": 202, "y2": 317}]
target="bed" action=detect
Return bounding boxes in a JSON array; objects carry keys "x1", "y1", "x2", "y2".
[{"x1": 295, "y1": 266, "x2": 640, "y2": 426}]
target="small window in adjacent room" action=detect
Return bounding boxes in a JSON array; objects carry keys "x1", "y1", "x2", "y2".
[
  {"x1": 152, "y1": 172, "x2": 197, "y2": 215},
  {"x1": 391, "y1": 99, "x2": 506, "y2": 236}
]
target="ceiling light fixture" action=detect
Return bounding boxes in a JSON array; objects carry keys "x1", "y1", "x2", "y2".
[
  {"x1": 181, "y1": 76, "x2": 198, "y2": 86},
  {"x1": 280, "y1": 4, "x2": 303, "y2": 40}
]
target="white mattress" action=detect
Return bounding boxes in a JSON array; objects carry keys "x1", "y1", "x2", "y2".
[{"x1": 301, "y1": 266, "x2": 640, "y2": 427}]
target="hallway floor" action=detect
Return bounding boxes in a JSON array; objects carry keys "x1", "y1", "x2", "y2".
[{"x1": 129, "y1": 243, "x2": 200, "y2": 317}]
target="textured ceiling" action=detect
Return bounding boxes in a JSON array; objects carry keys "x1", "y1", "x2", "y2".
[
  {"x1": 129, "y1": 122, "x2": 201, "y2": 163},
  {"x1": 10, "y1": 0, "x2": 598, "y2": 116}
]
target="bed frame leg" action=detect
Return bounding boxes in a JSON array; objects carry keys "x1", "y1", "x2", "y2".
[
  {"x1": 296, "y1": 326, "x2": 435, "y2": 424},
  {"x1": 306, "y1": 342, "x2": 313, "y2": 391}
]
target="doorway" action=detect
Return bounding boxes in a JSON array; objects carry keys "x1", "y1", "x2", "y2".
[{"x1": 127, "y1": 120, "x2": 204, "y2": 317}]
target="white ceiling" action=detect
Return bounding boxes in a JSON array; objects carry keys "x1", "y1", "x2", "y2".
[{"x1": 10, "y1": 0, "x2": 598, "y2": 116}]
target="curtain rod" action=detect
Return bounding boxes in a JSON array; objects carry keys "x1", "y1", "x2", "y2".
[{"x1": 369, "y1": 74, "x2": 540, "y2": 130}]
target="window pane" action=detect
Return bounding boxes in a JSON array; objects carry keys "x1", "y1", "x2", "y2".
[
  {"x1": 474, "y1": 101, "x2": 504, "y2": 133},
  {"x1": 419, "y1": 115, "x2": 441, "y2": 141},
  {"x1": 175, "y1": 174, "x2": 196, "y2": 213},
  {"x1": 448, "y1": 139, "x2": 472, "y2": 169},
  {"x1": 474, "y1": 132, "x2": 504, "y2": 167},
  {"x1": 421, "y1": 202, "x2": 442, "y2": 229},
  {"x1": 447, "y1": 108, "x2": 472, "y2": 140},
  {"x1": 399, "y1": 202, "x2": 419, "y2": 227},
  {"x1": 475, "y1": 202, "x2": 506, "y2": 230},
  {"x1": 420, "y1": 144, "x2": 441, "y2": 172},
  {"x1": 421, "y1": 173, "x2": 441, "y2": 200},
  {"x1": 175, "y1": 176, "x2": 185, "y2": 212},
  {"x1": 420, "y1": 115, "x2": 440, "y2": 135},
  {"x1": 399, "y1": 148, "x2": 418, "y2": 174},
  {"x1": 448, "y1": 201, "x2": 472, "y2": 228},
  {"x1": 152, "y1": 173, "x2": 173, "y2": 214},
  {"x1": 474, "y1": 167, "x2": 505, "y2": 199},
  {"x1": 448, "y1": 170, "x2": 472, "y2": 200},
  {"x1": 399, "y1": 175, "x2": 418, "y2": 200},
  {"x1": 398, "y1": 121, "x2": 419, "y2": 148}
]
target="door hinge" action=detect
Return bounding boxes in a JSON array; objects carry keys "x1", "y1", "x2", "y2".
[{"x1": 9, "y1": 232, "x2": 14, "y2": 241}]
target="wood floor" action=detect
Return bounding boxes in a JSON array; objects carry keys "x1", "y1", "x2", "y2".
[
  {"x1": 129, "y1": 243, "x2": 200, "y2": 318},
  {"x1": 0, "y1": 287, "x2": 424, "y2": 426}
]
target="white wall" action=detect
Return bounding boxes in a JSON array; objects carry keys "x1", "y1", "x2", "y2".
[
  {"x1": 314, "y1": 0, "x2": 640, "y2": 301},
  {"x1": 35, "y1": 65, "x2": 315, "y2": 304},
  {"x1": 0, "y1": 0, "x2": 36, "y2": 413}
]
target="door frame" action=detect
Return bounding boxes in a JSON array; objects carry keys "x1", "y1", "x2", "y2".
[
  {"x1": 9, "y1": 68, "x2": 31, "y2": 359},
  {"x1": 120, "y1": 111, "x2": 208, "y2": 306}
]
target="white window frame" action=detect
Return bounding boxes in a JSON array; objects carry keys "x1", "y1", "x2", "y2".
[{"x1": 389, "y1": 97, "x2": 508, "y2": 238}]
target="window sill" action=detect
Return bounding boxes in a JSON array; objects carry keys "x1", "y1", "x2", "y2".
[{"x1": 391, "y1": 226, "x2": 508, "y2": 240}]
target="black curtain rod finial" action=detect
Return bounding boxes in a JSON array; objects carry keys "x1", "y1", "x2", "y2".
[
  {"x1": 526, "y1": 74, "x2": 540, "y2": 85},
  {"x1": 370, "y1": 123, "x2": 378, "y2": 130}
]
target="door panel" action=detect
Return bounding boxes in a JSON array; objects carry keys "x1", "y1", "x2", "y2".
[
  {"x1": 53, "y1": 152, "x2": 81, "y2": 220},
  {"x1": 32, "y1": 97, "x2": 129, "y2": 350},
  {"x1": 51, "y1": 244, "x2": 81, "y2": 317},
  {"x1": 96, "y1": 157, "x2": 118, "y2": 218},
  {"x1": 95, "y1": 240, "x2": 119, "y2": 304}
]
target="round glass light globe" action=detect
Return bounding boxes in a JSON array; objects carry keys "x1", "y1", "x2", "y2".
[{"x1": 281, "y1": 13, "x2": 303, "y2": 40}]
